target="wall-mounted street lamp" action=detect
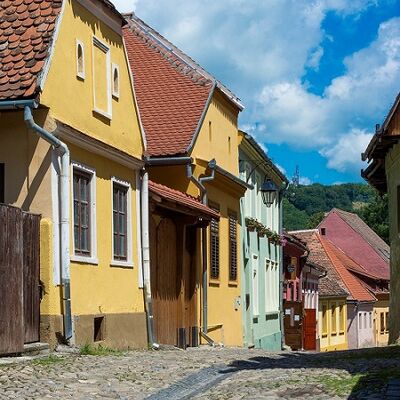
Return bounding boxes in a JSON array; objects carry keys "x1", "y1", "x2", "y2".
[
  {"x1": 241, "y1": 159, "x2": 278, "y2": 207},
  {"x1": 260, "y1": 178, "x2": 278, "y2": 207}
]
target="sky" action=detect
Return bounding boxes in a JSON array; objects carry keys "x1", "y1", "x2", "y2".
[{"x1": 113, "y1": 0, "x2": 400, "y2": 185}]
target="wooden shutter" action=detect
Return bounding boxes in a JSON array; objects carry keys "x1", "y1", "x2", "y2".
[
  {"x1": 209, "y1": 204, "x2": 220, "y2": 280},
  {"x1": 229, "y1": 211, "x2": 238, "y2": 281}
]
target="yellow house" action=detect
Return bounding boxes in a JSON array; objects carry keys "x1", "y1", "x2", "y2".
[
  {"x1": 0, "y1": 0, "x2": 147, "y2": 350},
  {"x1": 319, "y1": 298, "x2": 348, "y2": 351},
  {"x1": 374, "y1": 296, "x2": 390, "y2": 346},
  {"x1": 124, "y1": 14, "x2": 248, "y2": 347},
  {"x1": 294, "y1": 230, "x2": 348, "y2": 351}
]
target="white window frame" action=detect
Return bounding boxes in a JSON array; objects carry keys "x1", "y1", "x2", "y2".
[
  {"x1": 112, "y1": 63, "x2": 120, "y2": 99},
  {"x1": 76, "y1": 39, "x2": 85, "y2": 80},
  {"x1": 92, "y1": 36, "x2": 112, "y2": 119},
  {"x1": 70, "y1": 162, "x2": 98, "y2": 265},
  {"x1": 111, "y1": 176, "x2": 133, "y2": 268},
  {"x1": 252, "y1": 254, "x2": 259, "y2": 316}
]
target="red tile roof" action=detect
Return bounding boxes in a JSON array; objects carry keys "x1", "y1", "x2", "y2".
[
  {"x1": 319, "y1": 209, "x2": 390, "y2": 280},
  {"x1": 0, "y1": 0, "x2": 63, "y2": 100},
  {"x1": 123, "y1": 16, "x2": 215, "y2": 157},
  {"x1": 149, "y1": 180, "x2": 219, "y2": 219},
  {"x1": 321, "y1": 238, "x2": 376, "y2": 302},
  {"x1": 292, "y1": 230, "x2": 348, "y2": 298}
]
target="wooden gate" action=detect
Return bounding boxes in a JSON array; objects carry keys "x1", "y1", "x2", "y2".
[
  {"x1": 150, "y1": 215, "x2": 198, "y2": 348},
  {"x1": 283, "y1": 301, "x2": 303, "y2": 350},
  {"x1": 0, "y1": 205, "x2": 40, "y2": 355},
  {"x1": 303, "y1": 308, "x2": 317, "y2": 351}
]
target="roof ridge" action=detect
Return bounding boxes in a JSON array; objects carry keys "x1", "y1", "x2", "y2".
[
  {"x1": 125, "y1": 22, "x2": 213, "y2": 88},
  {"x1": 125, "y1": 12, "x2": 244, "y2": 110},
  {"x1": 320, "y1": 238, "x2": 376, "y2": 302}
]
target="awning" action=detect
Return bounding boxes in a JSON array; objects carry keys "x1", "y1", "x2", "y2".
[{"x1": 148, "y1": 180, "x2": 219, "y2": 220}]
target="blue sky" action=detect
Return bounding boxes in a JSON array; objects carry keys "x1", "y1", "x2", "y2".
[{"x1": 114, "y1": 0, "x2": 400, "y2": 185}]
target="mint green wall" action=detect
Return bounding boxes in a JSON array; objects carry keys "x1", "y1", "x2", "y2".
[
  {"x1": 239, "y1": 149, "x2": 282, "y2": 350},
  {"x1": 386, "y1": 141, "x2": 400, "y2": 344}
]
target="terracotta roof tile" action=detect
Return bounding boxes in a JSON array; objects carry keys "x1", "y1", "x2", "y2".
[
  {"x1": 149, "y1": 180, "x2": 219, "y2": 219},
  {"x1": 332, "y1": 208, "x2": 390, "y2": 262},
  {"x1": 0, "y1": 0, "x2": 62, "y2": 100},
  {"x1": 321, "y1": 238, "x2": 376, "y2": 302},
  {"x1": 123, "y1": 17, "x2": 216, "y2": 157},
  {"x1": 291, "y1": 230, "x2": 349, "y2": 298}
]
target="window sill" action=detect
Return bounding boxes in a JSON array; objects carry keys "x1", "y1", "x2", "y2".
[
  {"x1": 228, "y1": 281, "x2": 238, "y2": 287},
  {"x1": 93, "y1": 108, "x2": 112, "y2": 120},
  {"x1": 71, "y1": 255, "x2": 98, "y2": 265},
  {"x1": 265, "y1": 311, "x2": 280, "y2": 316},
  {"x1": 110, "y1": 260, "x2": 134, "y2": 269},
  {"x1": 209, "y1": 279, "x2": 220, "y2": 287}
]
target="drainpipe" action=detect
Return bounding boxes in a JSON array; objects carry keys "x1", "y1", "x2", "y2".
[
  {"x1": 24, "y1": 106, "x2": 73, "y2": 341},
  {"x1": 140, "y1": 170, "x2": 159, "y2": 349},
  {"x1": 279, "y1": 181, "x2": 289, "y2": 350},
  {"x1": 186, "y1": 160, "x2": 216, "y2": 340}
]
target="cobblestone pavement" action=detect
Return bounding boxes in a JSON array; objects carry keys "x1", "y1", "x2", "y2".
[{"x1": 0, "y1": 346, "x2": 400, "y2": 399}]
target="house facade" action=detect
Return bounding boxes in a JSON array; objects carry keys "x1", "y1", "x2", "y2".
[
  {"x1": 294, "y1": 230, "x2": 348, "y2": 352},
  {"x1": 362, "y1": 92, "x2": 399, "y2": 345},
  {"x1": 238, "y1": 132, "x2": 287, "y2": 350},
  {"x1": 124, "y1": 14, "x2": 247, "y2": 347},
  {"x1": 0, "y1": 0, "x2": 147, "y2": 351},
  {"x1": 318, "y1": 209, "x2": 390, "y2": 346}
]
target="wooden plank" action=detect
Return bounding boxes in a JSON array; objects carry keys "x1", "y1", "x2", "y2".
[
  {"x1": 0, "y1": 205, "x2": 24, "y2": 354},
  {"x1": 23, "y1": 212, "x2": 41, "y2": 344}
]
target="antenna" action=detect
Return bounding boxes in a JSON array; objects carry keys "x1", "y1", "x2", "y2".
[{"x1": 292, "y1": 165, "x2": 300, "y2": 187}]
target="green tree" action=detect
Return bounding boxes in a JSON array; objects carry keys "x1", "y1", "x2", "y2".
[{"x1": 307, "y1": 211, "x2": 326, "y2": 229}]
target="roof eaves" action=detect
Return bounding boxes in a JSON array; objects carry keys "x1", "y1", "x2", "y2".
[{"x1": 241, "y1": 131, "x2": 288, "y2": 184}]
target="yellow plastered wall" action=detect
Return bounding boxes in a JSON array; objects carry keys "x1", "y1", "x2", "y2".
[
  {"x1": 319, "y1": 299, "x2": 348, "y2": 351},
  {"x1": 41, "y1": 0, "x2": 143, "y2": 158},
  {"x1": 40, "y1": 219, "x2": 62, "y2": 316},
  {"x1": 68, "y1": 143, "x2": 144, "y2": 315},
  {"x1": 374, "y1": 299, "x2": 389, "y2": 346},
  {"x1": 206, "y1": 184, "x2": 242, "y2": 346},
  {"x1": 191, "y1": 90, "x2": 240, "y2": 175}
]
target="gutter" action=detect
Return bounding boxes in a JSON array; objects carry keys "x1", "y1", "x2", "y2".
[
  {"x1": 0, "y1": 99, "x2": 38, "y2": 110},
  {"x1": 145, "y1": 156, "x2": 192, "y2": 166},
  {"x1": 140, "y1": 170, "x2": 159, "y2": 349},
  {"x1": 23, "y1": 106, "x2": 73, "y2": 341}
]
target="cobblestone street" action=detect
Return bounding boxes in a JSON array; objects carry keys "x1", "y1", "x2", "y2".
[{"x1": 1, "y1": 346, "x2": 400, "y2": 400}]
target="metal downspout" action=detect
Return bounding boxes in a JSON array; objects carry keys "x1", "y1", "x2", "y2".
[
  {"x1": 24, "y1": 106, "x2": 73, "y2": 341},
  {"x1": 186, "y1": 162, "x2": 215, "y2": 341},
  {"x1": 140, "y1": 170, "x2": 159, "y2": 349}
]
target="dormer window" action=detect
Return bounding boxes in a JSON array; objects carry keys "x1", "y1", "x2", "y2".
[
  {"x1": 112, "y1": 64, "x2": 119, "y2": 98},
  {"x1": 76, "y1": 40, "x2": 85, "y2": 80}
]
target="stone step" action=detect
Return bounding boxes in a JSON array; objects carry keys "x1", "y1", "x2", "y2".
[{"x1": 22, "y1": 342, "x2": 50, "y2": 356}]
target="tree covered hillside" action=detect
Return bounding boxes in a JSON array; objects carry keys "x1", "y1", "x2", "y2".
[{"x1": 283, "y1": 183, "x2": 389, "y2": 243}]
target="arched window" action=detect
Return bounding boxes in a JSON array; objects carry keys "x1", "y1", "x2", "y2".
[
  {"x1": 112, "y1": 64, "x2": 119, "y2": 98},
  {"x1": 76, "y1": 40, "x2": 85, "y2": 79}
]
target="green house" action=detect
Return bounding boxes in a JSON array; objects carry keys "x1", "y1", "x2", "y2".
[{"x1": 238, "y1": 131, "x2": 288, "y2": 350}]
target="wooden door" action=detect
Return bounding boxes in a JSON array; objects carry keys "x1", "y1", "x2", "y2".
[
  {"x1": 0, "y1": 206, "x2": 24, "y2": 354},
  {"x1": 23, "y1": 212, "x2": 40, "y2": 344},
  {"x1": 284, "y1": 301, "x2": 303, "y2": 350},
  {"x1": 151, "y1": 217, "x2": 179, "y2": 345},
  {"x1": 303, "y1": 308, "x2": 317, "y2": 350}
]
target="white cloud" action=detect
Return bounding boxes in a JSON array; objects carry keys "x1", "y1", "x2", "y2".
[
  {"x1": 320, "y1": 129, "x2": 373, "y2": 173},
  {"x1": 129, "y1": 1, "x2": 399, "y2": 176},
  {"x1": 111, "y1": 0, "x2": 138, "y2": 12},
  {"x1": 276, "y1": 164, "x2": 287, "y2": 175},
  {"x1": 299, "y1": 176, "x2": 313, "y2": 185}
]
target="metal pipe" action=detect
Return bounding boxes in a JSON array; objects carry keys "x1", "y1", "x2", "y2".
[
  {"x1": 186, "y1": 161, "x2": 216, "y2": 337},
  {"x1": 145, "y1": 156, "x2": 192, "y2": 166},
  {"x1": 140, "y1": 170, "x2": 159, "y2": 349},
  {"x1": 24, "y1": 106, "x2": 73, "y2": 340},
  {"x1": 0, "y1": 99, "x2": 37, "y2": 110}
]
